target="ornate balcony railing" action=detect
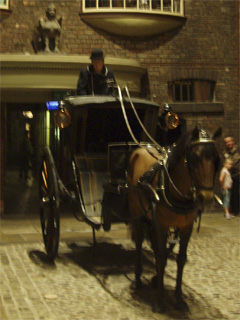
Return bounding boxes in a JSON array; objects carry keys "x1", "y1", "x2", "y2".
[
  {"x1": 81, "y1": 0, "x2": 185, "y2": 36},
  {"x1": 83, "y1": 0, "x2": 184, "y2": 16}
]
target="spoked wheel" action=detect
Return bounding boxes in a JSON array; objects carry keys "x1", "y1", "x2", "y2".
[{"x1": 39, "y1": 147, "x2": 60, "y2": 260}]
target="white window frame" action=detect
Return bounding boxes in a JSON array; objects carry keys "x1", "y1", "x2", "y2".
[
  {"x1": 0, "y1": 0, "x2": 9, "y2": 10},
  {"x1": 83, "y1": 0, "x2": 184, "y2": 15}
]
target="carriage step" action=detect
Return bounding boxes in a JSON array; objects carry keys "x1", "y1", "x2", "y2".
[{"x1": 85, "y1": 216, "x2": 101, "y2": 229}]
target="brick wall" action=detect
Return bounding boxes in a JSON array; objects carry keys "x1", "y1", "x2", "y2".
[
  {"x1": 0, "y1": 104, "x2": 6, "y2": 214},
  {"x1": 0, "y1": 0, "x2": 239, "y2": 141}
]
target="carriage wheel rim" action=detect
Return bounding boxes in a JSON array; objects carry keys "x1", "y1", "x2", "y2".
[{"x1": 39, "y1": 148, "x2": 60, "y2": 259}]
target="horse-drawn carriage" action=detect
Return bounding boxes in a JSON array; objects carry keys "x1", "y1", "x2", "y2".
[
  {"x1": 39, "y1": 89, "x2": 177, "y2": 258},
  {"x1": 39, "y1": 87, "x2": 221, "y2": 313}
]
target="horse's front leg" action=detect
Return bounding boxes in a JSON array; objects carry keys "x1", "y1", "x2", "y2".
[
  {"x1": 153, "y1": 229, "x2": 168, "y2": 313},
  {"x1": 175, "y1": 224, "x2": 193, "y2": 311},
  {"x1": 132, "y1": 219, "x2": 144, "y2": 290}
]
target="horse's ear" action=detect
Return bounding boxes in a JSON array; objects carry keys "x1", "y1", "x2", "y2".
[
  {"x1": 212, "y1": 127, "x2": 222, "y2": 140},
  {"x1": 191, "y1": 126, "x2": 199, "y2": 140}
]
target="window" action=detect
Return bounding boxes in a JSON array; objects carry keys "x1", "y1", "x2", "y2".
[
  {"x1": 83, "y1": 0, "x2": 183, "y2": 13},
  {"x1": 163, "y1": 0, "x2": 171, "y2": 12},
  {"x1": 0, "y1": 0, "x2": 9, "y2": 10},
  {"x1": 85, "y1": 0, "x2": 96, "y2": 8},
  {"x1": 168, "y1": 79, "x2": 215, "y2": 102}
]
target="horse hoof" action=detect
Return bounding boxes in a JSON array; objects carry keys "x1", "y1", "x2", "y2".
[
  {"x1": 151, "y1": 275, "x2": 158, "y2": 288},
  {"x1": 152, "y1": 301, "x2": 166, "y2": 314}
]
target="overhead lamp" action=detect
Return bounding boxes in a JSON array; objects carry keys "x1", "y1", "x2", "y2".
[{"x1": 23, "y1": 111, "x2": 33, "y2": 119}]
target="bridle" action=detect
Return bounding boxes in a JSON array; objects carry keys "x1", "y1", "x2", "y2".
[
  {"x1": 170, "y1": 133, "x2": 218, "y2": 197},
  {"x1": 185, "y1": 134, "x2": 218, "y2": 192}
]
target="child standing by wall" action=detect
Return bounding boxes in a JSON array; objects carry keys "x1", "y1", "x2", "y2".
[{"x1": 219, "y1": 159, "x2": 233, "y2": 220}]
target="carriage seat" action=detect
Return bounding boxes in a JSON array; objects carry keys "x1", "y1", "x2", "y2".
[{"x1": 74, "y1": 153, "x2": 109, "y2": 217}]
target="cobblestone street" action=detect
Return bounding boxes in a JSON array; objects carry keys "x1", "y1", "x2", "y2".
[{"x1": 1, "y1": 210, "x2": 240, "y2": 320}]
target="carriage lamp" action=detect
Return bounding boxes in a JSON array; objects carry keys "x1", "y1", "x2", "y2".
[
  {"x1": 54, "y1": 102, "x2": 71, "y2": 129},
  {"x1": 159, "y1": 104, "x2": 180, "y2": 130},
  {"x1": 165, "y1": 112, "x2": 179, "y2": 130}
]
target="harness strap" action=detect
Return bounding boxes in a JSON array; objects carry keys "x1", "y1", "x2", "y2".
[
  {"x1": 138, "y1": 162, "x2": 162, "y2": 184},
  {"x1": 159, "y1": 163, "x2": 199, "y2": 214},
  {"x1": 138, "y1": 160, "x2": 199, "y2": 215}
]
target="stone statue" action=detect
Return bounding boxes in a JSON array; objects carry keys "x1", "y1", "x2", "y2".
[{"x1": 37, "y1": 3, "x2": 62, "y2": 53}]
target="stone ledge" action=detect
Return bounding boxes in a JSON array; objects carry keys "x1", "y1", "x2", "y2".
[
  {"x1": 0, "y1": 54, "x2": 146, "y2": 73},
  {"x1": 168, "y1": 102, "x2": 224, "y2": 113},
  {"x1": 0, "y1": 54, "x2": 146, "y2": 94}
]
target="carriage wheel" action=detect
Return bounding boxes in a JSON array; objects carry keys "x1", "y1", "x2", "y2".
[{"x1": 39, "y1": 147, "x2": 60, "y2": 260}]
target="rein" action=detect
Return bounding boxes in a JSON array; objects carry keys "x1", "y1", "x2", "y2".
[
  {"x1": 138, "y1": 137, "x2": 217, "y2": 215},
  {"x1": 117, "y1": 85, "x2": 167, "y2": 159},
  {"x1": 163, "y1": 160, "x2": 193, "y2": 201},
  {"x1": 138, "y1": 160, "x2": 199, "y2": 215},
  {"x1": 118, "y1": 86, "x2": 216, "y2": 215}
]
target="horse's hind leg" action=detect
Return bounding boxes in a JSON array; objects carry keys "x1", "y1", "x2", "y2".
[
  {"x1": 175, "y1": 224, "x2": 193, "y2": 311},
  {"x1": 153, "y1": 229, "x2": 168, "y2": 313},
  {"x1": 148, "y1": 226, "x2": 158, "y2": 288}
]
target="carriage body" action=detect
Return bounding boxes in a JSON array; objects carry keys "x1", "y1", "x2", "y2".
[{"x1": 39, "y1": 94, "x2": 161, "y2": 259}]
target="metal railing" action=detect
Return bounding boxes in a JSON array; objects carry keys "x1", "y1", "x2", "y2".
[{"x1": 82, "y1": 0, "x2": 184, "y2": 16}]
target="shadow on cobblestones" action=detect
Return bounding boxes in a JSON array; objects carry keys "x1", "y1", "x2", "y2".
[
  {"x1": 55, "y1": 240, "x2": 226, "y2": 320},
  {"x1": 63, "y1": 242, "x2": 142, "y2": 276}
]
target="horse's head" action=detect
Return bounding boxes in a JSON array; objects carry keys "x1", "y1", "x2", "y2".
[{"x1": 186, "y1": 126, "x2": 222, "y2": 204}]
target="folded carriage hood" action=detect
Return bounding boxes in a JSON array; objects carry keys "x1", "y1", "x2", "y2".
[{"x1": 64, "y1": 95, "x2": 160, "y2": 109}]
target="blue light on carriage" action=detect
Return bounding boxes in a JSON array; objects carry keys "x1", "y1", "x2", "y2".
[{"x1": 46, "y1": 101, "x2": 59, "y2": 110}]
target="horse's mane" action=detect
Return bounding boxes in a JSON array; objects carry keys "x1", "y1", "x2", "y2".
[{"x1": 167, "y1": 130, "x2": 192, "y2": 172}]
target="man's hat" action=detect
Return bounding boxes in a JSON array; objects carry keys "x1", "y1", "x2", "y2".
[{"x1": 90, "y1": 48, "x2": 104, "y2": 61}]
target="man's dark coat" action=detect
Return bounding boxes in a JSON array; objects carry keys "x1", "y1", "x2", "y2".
[{"x1": 77, "y1": 65, "x2": 116, "y2": 96}]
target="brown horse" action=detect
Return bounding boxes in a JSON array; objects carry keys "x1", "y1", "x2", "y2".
[{"x1": 128, "y1": 126, "x2": 222, "y2": 313}]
